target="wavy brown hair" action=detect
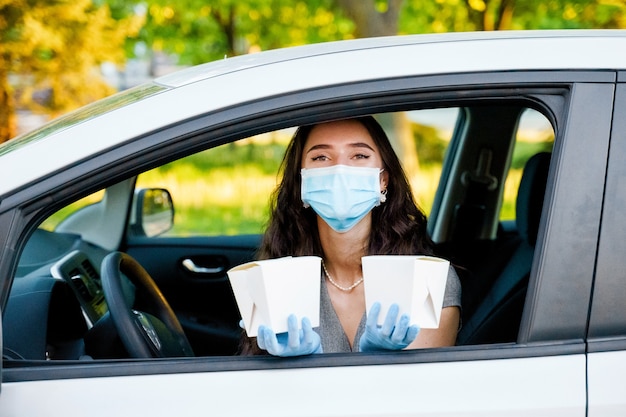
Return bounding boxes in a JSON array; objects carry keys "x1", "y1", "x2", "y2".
[{"x1": 257, "y1": 115, "x2": 434, "y2": 260}]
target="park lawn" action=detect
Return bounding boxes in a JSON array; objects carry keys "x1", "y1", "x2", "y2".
[{"x1": 137, "y1": 163, "x2": 521, "y2": 237}]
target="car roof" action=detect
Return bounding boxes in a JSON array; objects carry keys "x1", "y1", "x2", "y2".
[
  {"x1": 1, "y1": 29, "x2": 626, "y2": 197},
  {"x1": 155, "y1": 29, "x2": 626, "y2": 88}
]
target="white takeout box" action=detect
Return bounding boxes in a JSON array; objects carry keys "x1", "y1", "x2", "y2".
[
  {"x1": 362, "y1": 255, "x2": 450, "y2": 329},
  {"x1": 227, "y1": 256, "x2": 321, "y2": 337}
]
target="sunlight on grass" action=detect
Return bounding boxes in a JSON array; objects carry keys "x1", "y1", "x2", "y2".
[
  {"x1": 40, "y1": 108, "x2": 549, "y2": 237},
  {"x1": 138, "y1": 163, "x2": 448, "y2": 236},
  {"x1": 500, "y1": 168, "x2": 523, "y2": 220},
  {"x1": 137, "y1": 165, "x2": 280, "y2": 235},
  {"x1": 408, "y1": 164, "x2": 440, "y2": 214}
]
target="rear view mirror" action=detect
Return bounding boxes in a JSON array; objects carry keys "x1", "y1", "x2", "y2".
[{"x1": 129, "y1": 188, "x2": 174, "y2": 237}]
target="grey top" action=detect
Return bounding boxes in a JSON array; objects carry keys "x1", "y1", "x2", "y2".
[{"x1": 317, "y1": 265, "x2": 462, "y2": 353}]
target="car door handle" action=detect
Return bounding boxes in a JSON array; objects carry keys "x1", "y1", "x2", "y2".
[{"x1": 182, "y1": 258, "x2": 225, "y2": 275}]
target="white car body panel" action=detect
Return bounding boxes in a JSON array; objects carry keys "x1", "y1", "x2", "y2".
[
  {"x1": 588, "y1": 350, "x2": 626, "y2": 416},
  {"x1": 0, "y1": 355, "x2": 585, "y2": 417},
  {"x1": 2, "y1": 30, "x2": 626, "y2": 196}
]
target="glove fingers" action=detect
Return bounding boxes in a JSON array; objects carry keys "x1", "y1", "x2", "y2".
[
  {"x1": 302, "y1": 317, "x2": 323, "y2": 354},
  {"x1": 287, "y1": 314, "x2": 300, "y2": 349},
  {"x1": 366, "y1": 302, "x2": 381, "y2": 331},
  {"x1": 405, "y1": 325, "x2": 420, "y2": 344},
  {"x1": 381, "y1": 303, "x2": 399, "y2": 337},
  {"x1": 301, "y1": 316, "x2": 313, "y2": 345},
  {"x1": 257, "y1": 318, "x2": 321, "y2": 356},
  {"x1": 256, "y1": 325, "x2": 268, "y2": 350},
  {"x1": 259, "y1": 325, "x2": 281, "y2": 355},
  {"x1": 267, "y1": 328, "x2": 283, "y2": 355},
  {"x1": 391, "y1": 314, "x2": 410, "y2": 344}
]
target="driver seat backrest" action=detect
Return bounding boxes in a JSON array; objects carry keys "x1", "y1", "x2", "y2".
[{"x1": 456, "y1": 152, "x2": 551, "y2": 345}]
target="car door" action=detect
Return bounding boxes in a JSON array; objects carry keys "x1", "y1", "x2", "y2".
[
  {"x1": 122, "y1": 136, "x2": 286, "y2": 356},
  {"x1": 124, "y1": 231, "x2": 261, "y2": 356},
  {"x1": 0, "y1": 70, "x2": 611, "y2": 417}
]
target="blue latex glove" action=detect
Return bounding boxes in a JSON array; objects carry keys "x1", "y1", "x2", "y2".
[
  {"x1": 257, "y1": 314, "x2": 323, "y2": 357},
  {"x1": 359, "y1": 302, "x2": 420, "y2": 352}
]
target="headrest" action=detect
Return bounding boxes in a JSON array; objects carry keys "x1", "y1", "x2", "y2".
[{"x1": 516, "y1": 152, "x2": 551, "y2": 246}]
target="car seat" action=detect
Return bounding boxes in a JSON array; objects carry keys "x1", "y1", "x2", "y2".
[{"x1": 456, "y1": 151, "x2": 551, "y2": 345}]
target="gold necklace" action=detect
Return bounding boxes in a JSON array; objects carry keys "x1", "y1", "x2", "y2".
[{"x1": 322, "y1": 259, "x2": 364, "y2": 292}]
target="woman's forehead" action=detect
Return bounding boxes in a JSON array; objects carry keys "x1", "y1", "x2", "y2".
[{"x1": 306, "y1": 120, "x2": 375, "y2": 146}]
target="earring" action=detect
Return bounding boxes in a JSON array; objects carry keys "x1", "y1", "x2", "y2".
[{"x1": 380, "y1": 189, "x2": 387, "y2": 203}]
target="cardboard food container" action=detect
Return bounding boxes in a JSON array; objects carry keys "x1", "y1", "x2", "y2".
[
  {"x1": 362, "y1": 255, "x2": 450, "y2": 329},
  {"x1": 227, "y1": 256, "x2": 321, "y2": 337}
]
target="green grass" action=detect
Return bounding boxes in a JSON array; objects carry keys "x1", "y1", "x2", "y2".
[
  {"x1": 46, "y1": 133, "x2": 549, "y2": 236},
  {"x1": 139, "y1": 144, "x2": 536, "y2": 235},
  {"x1": 138, "y1": 163, "x2": 480, "y2": 236},
  {"x1": 138, "y1": 165, "x2": 280, "y2": 236}
]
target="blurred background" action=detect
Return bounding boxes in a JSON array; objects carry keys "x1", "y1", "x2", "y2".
[
  {"x1": 2, "y1": 0, "x2": 625, "y2": 142},
  {"x1": 0, "y1": 0, "x2": 612, "y2": 235}
]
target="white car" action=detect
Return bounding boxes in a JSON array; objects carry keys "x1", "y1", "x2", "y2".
[{"x1": 1, "y1": 30, "x2": 625, "y2": 416}]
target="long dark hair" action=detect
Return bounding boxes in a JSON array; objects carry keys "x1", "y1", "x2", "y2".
[
  {"x1": 238, "y1": 116, "x2": 434, "y2": 355},
  {"x1": 257, "y1": 115, "x2": 434, "y2": 260}
]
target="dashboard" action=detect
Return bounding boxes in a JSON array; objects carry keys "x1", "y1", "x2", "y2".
[
  {"x1": 51, "y1": 251, "x2": 108, "y2": 326},
  {"x1": 3, "y1": 229, "x2": 115, "y2": 360}
]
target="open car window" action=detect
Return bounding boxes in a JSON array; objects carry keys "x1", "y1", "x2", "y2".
[
  {"x1": 8, "y1": 102, "x2": 555, "y2": 363},
  {"x1": 134, "y1": 109, "x2": 460, "y2": 238}
]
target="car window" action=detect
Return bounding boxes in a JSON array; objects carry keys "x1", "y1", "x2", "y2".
[
  {"x1": 9, "y1": 101, "x2": 557, "y2": 363},
  {"x1": 135, "y1": 109, "x2": 459, "y2": 238},
  {"x1": 135, "y1": 129, "x2": 291, "y2": 236},
  {"x1": 39, "y1": 190, "x2": 106, "y2": 231},
  {"x1": 500, "y1": 108, "x2": 555, "y2": 222}
]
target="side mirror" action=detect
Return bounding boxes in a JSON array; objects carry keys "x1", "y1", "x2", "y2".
[{"x1": 129, "y1": 188, "x2": 174, "y2": 237}]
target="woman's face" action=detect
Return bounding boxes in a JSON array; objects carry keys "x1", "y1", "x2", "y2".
[{"x1": 301, "y1": 120, "x2": 385, "y2": 170}]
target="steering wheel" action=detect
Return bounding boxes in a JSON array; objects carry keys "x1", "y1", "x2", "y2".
[{"x1": 101, "y1": 251, "x2": 194, "y2": 358}]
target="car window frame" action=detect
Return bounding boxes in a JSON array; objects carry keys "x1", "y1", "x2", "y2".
[
  {"x1": 0, "y1": 70, "x2": 614, "y2": 383},
  {"x1": 519, "y1": 81, "x2": 614, "y2": 344},
  {"x1": 588, "y1": 79, "x2": 626, "y2": 348}
]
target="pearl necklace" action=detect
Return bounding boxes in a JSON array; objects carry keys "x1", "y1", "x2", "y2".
[{"x1": 322, "y1": 259, "x2": 364, "y2": 292}]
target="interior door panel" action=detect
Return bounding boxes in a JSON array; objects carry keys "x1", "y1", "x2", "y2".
[{"x1": 125, "y1": 235, "x2": 261, "y2": 355}]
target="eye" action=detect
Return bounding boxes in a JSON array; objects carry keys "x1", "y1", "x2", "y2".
[
  {"x1": 353, "y1": 153, "x2": 370, "y2": 160},
  {"x1": 311, "y1": 154, "x2": 329, "y2": 162}
]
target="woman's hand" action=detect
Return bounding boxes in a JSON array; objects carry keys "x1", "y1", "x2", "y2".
[
  {"x1": 359, "y1": 302, "x2": 420, "y2": 352},
  {"x1": 257, "y1": 314, "x2": 323, "y2": 356}
]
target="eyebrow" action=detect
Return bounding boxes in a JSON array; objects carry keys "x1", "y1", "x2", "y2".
[{"x1": 305, "y1": 142, "x2": 376, "y2": 155}]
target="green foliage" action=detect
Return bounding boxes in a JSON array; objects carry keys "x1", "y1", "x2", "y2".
[
  {"x1": 510, "y1": 139, "x2": 554, "y2": 169},
  {"x1": 137, "y1": 139, "x2": 289, "y2": 236},
  {"x1": 159, "y1": 140, "x2": 287, "y2": 175},
  {"x1": 6, "y1": 0, "x2": 626, "y2": 142},
  {"x1": 399, "y1": 0, "x2": 626, "y2": 32},
  {"x1": 0, "y1": 0, "x2": 143, "y2": 141},
  {"x1": 133, "y1": 0, "x2": 354, "y2": 65},
  {"x1": 412, "y1": 123, "x2": 448, "y2": 165},
  {"x1": 170, "y1": 205, "x2": 269, "y2": 236}
]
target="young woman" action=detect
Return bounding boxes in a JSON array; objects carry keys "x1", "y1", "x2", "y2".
[{"x1": 240, "y1": 116, "x2": 461, "y2": 355}]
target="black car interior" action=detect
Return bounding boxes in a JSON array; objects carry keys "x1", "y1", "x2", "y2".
[{"x1": 446, "y1": 151, "x2": 552, "y2": 345}]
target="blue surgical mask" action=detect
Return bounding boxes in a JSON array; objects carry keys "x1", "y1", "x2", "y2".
[{"x1": 301, "y1": 165, "x2": 385, "y2": 233}]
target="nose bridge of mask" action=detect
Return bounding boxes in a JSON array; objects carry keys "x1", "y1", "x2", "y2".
[
  {"x1": 302, "y1": 164, "x2": 381, "y2": 180},
  {"x1": 302, "y1": 165, "x2": 381, "y2": 195}
]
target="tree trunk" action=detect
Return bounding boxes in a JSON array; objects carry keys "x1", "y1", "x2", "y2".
[
  {"x1": 0, "y1": 58, "x2": 17, "y2": 143},
  {"x1": 334, "y1": 0, "x2": 419, "y2": 173},
  {"x1": 335, "y1": 0, "x2": 403, "y2": 36},
  {"x1": 494, "y1": 0, "x2": 515, "y2": 30}
]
